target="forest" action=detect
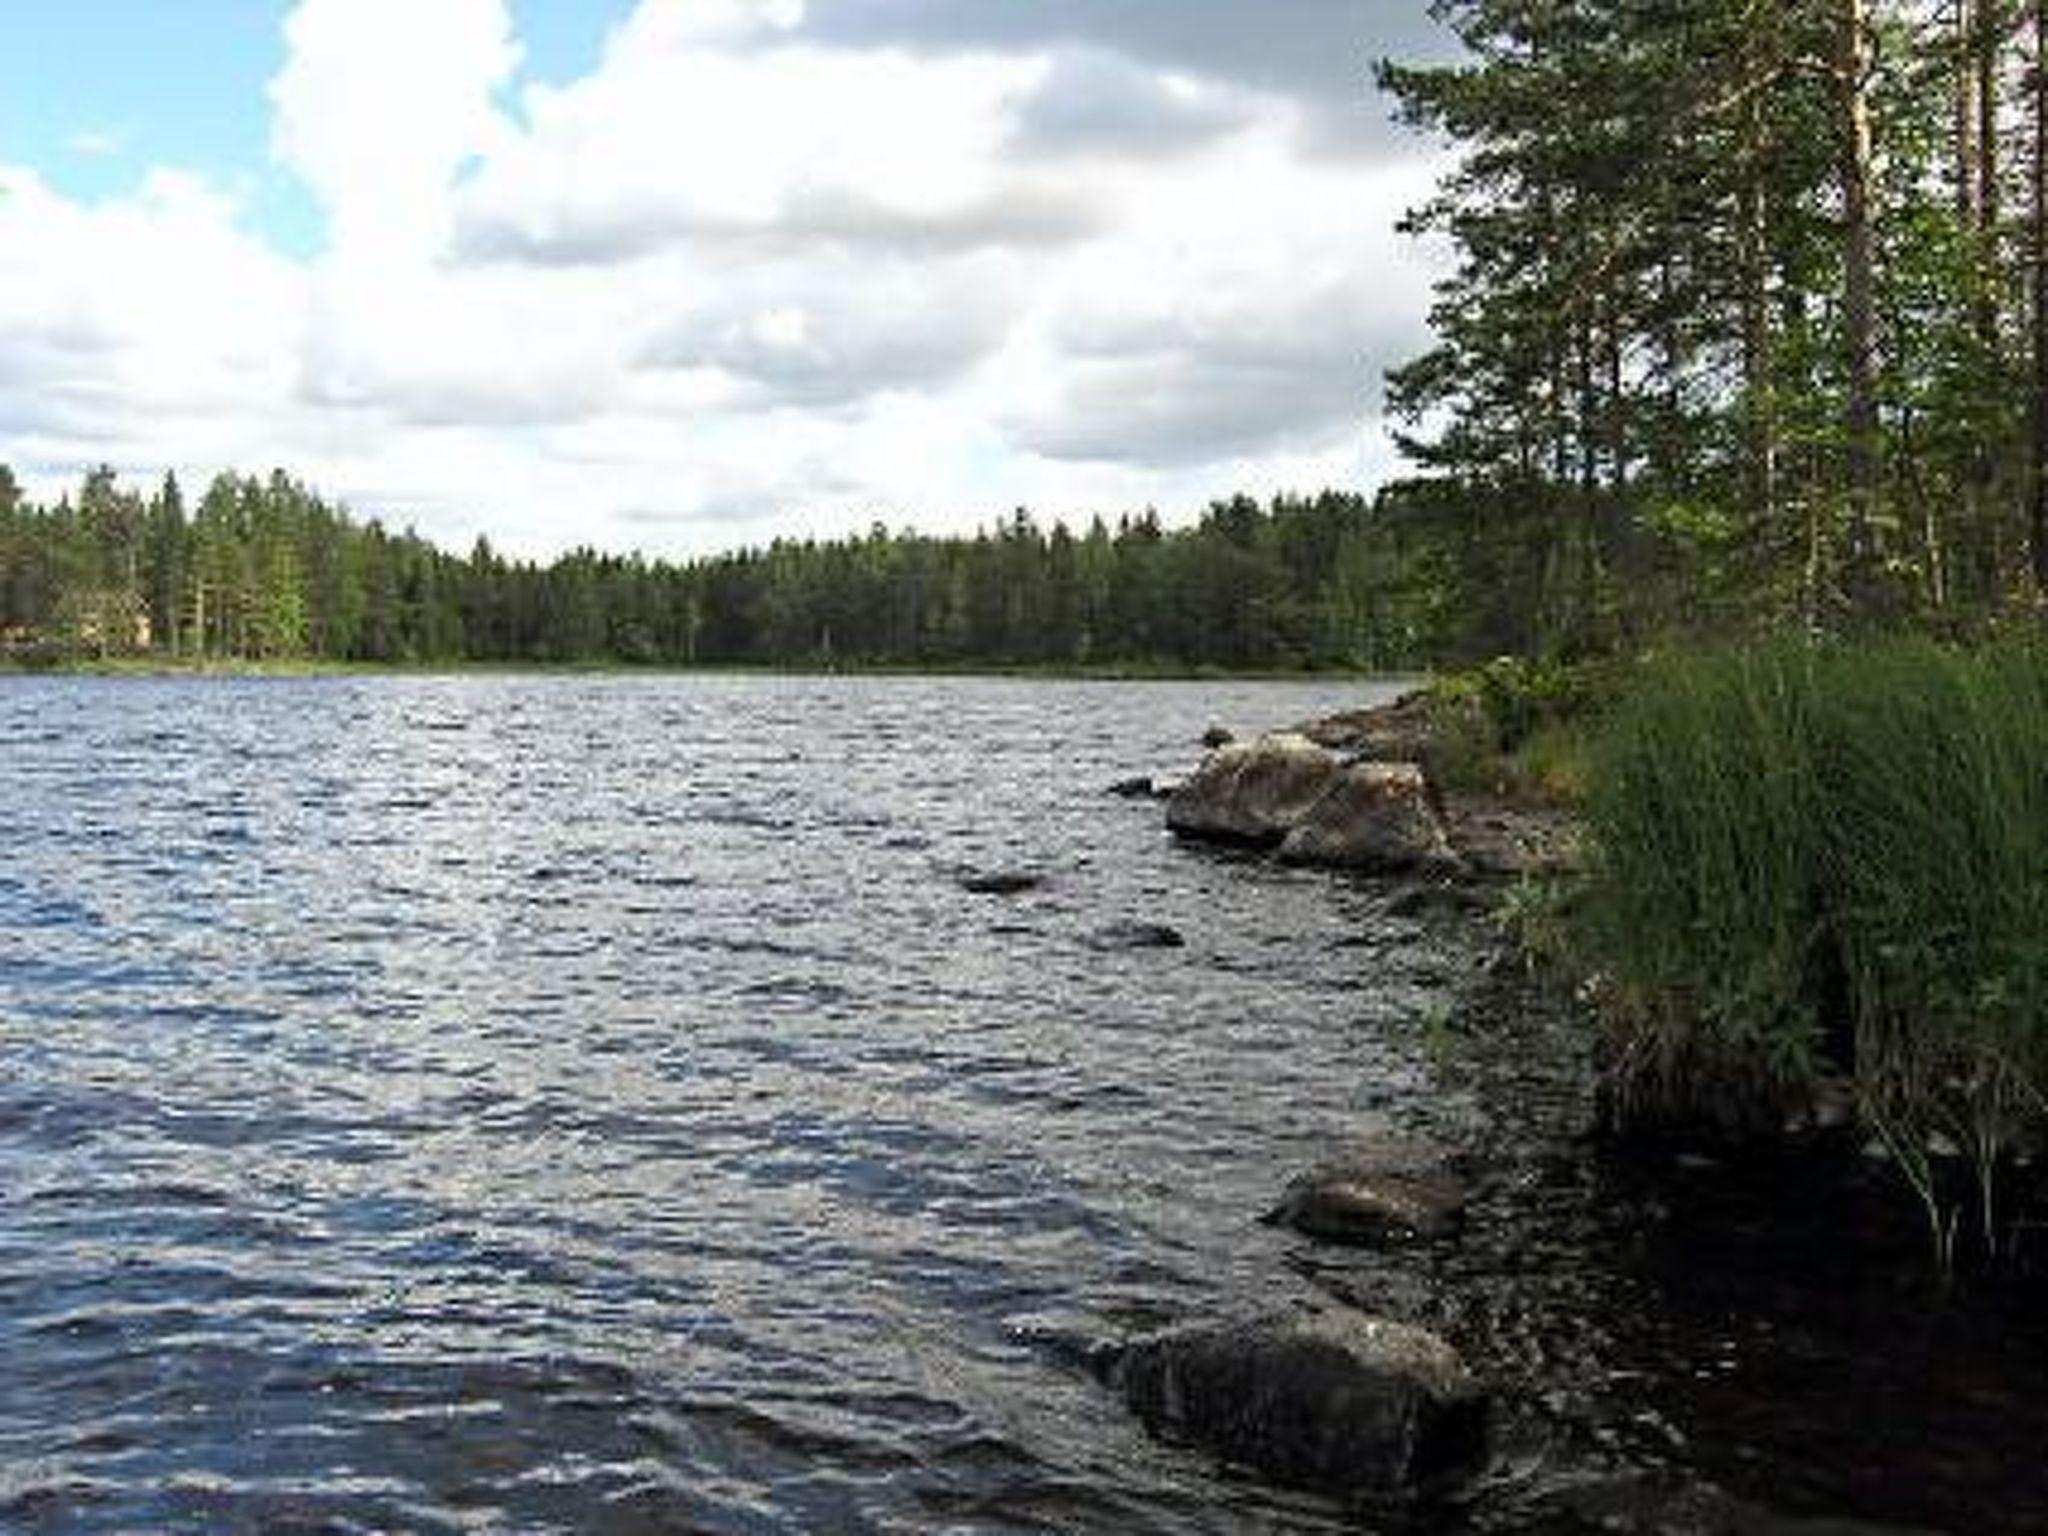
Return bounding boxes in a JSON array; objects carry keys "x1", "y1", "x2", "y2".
[
  {"x1": 1378, "y1": 0, "x2": 2048, "y2": 650},
  {"x1": 9, "y1": 2, "x2": 2048, "y2": 673},
  {"x1": 0, "y1": 466, "x2": 1456, "y2": 672},
  {"x1": 1383, "y1": 1, "x2": 2048, "y2": 1268}
]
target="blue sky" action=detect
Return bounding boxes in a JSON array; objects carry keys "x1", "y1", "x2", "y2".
[
  {"x1": 0, "y1": 1, "x2": 630, "y2": 256},
  {"x1": 0, "y1": 1, "x2": 1444, "y2": 558}
]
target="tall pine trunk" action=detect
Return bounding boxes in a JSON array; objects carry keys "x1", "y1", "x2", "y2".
[
  {"x1": 2032, "y1": 0, "x2": 2048, "y2": 585},
  {"x1": 1742, "y1": 81, "x2": 1779, "y2": 528},
  {"x1": 1838, "y1": 0, "x2": 1883, "y2": 606}
]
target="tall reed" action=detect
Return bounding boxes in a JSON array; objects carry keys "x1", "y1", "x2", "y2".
[{"x1": 1572, "y1": 638, "x2": 2048, "y2": 1267}]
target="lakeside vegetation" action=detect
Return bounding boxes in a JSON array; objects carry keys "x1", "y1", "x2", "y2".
[
  {"x1": 1382, "y1": 2, "x2": 2048, "y2": 1268},
  {"x1": 1380, "y1": 1, "x2": 2048, "y2": 645},
  {"x1": 1499, "y1": 641, "x2": 2045, "y2": 1270}
]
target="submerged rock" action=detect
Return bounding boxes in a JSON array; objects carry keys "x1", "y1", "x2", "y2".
[
  {"x1": 958, "y1": 869, "x2": 1046, "y2": 896},
  {"x1": 1092, "y1": 919, "x2": 1186, "y2": 950},
  {"x1": 1103, "y1": 1311, "x2": 1488, "y2": 1496},
  {"x1": 1166, "y1": 733, "x2": 1457, "y2": 874},
  {"x1": 1106, "y1": 775, "x2": 1161, "y2": 800},
  {"x1": 1263, "y1": 1143, "x2": 1469, "y2": 1245},
  {"x1": 1200, "y1": 722, "x2": 1237, "y2": 749}
]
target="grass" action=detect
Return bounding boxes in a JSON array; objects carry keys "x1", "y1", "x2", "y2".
[{"x1": 1566, "y1": 637, "x2": 2048, "y2": 1269}]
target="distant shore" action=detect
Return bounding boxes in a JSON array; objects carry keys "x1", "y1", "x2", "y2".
[{"x1": 1, "y1": 655, "x2": 1414, "y2": 685}]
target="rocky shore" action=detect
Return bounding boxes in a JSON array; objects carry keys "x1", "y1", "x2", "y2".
[
  {"x1": 1078, "y1": 690, "x2": 1564, "y2": 1510},
  {"x1": 1091, "y1": 690, "x2": 1961, "y2": 1534},
  {"x1": 1165, "y1": 688, "x2": 1577, "y2": 884}
]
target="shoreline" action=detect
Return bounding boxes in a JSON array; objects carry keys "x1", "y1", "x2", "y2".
[
  {"x1": 1150, "y1": 694, "x2": 2043, "y2": 1532},
  {"x1": 0, "y1": 656, "x2": 1422, "y2": 685}
]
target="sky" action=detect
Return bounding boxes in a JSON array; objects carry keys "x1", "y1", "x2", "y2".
[{"x1": 0, "y1": 0, "x2": 1451, "y2": 558}]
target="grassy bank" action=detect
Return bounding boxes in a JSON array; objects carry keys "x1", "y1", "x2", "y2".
[{"x1": 1553, "y1": 638, "x2": 2048, "y2": 1269}]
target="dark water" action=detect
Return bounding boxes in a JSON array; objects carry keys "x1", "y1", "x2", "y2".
[{"x1": 1, "y1": 675, "x2": 2043, "y2": 1535}]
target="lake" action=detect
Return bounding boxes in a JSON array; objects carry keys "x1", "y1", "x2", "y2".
[{"x1": 2, "y1": 674, "x2": 2043, "y2": 1533}]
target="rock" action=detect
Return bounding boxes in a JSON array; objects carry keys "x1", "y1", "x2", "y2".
[
  {"x1": 1104, "y1": 1311, "x2": 1488, "y2": 1496},
  {"x1": 1166, "y1": 733, "x2": 1350, "y2": 847},
  {"x1": 1107, "y1": 775, "x2": 1160, "y2": 799},
  {"x1": 1295, "y1": 691, "x2": 1438, "y2": 762},
  {"x1": 1200, "y1": 723, "x2": 1237, "y2": 749},
  {"x1": 1092, "y1": 919, "x2": 1186, "y2": 950},
  {"x1": 1166, "y1": 734, "x2": 1458, "y2": 874},
  {"x1": 1263, "y1": 1141, "x2": 1469, "y2": 1245},
  {"x1": 1278, "y1": 762, "x2": 1460, "y2": 875},
  {"x1": 959, "y1": 869, "x2": 1045, "y2": 896},
  {"x1": 1443, "y1": 796, "x2": 1579, "y2": 879}
]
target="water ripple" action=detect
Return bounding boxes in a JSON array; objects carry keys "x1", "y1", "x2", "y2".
[
  {"x1": 2, "y1": 674, "x2": 1425, "y2": 1534},
  {"x1": 5, "y1": 674, "x2": 2041, "y2": 1533}
]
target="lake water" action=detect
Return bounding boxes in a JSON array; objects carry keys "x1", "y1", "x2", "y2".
[{"x1": 1, "y1": 675, "x2": 2043, "y2": 1534}]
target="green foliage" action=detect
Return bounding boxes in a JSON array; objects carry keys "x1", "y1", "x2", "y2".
[
  {"x1": 1570, "y1": 638, "x2": 2048, "y2": 1265},
  {"x1": 1492, "y1": 873, "x2": 1581, "y2": 972},
  {"x1": 1422, "y1": 655, "x2": 1614, "y2": 798},
  {"x1": 1381, "y1": 0, "x2": 2048, "y2": 640},
  {"x1": 0, "y1": 469, "x2": 1477, "y2": 673}
]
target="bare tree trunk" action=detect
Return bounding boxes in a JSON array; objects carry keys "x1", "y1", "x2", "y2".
[
  {"x1": 1838, "y1": 0, "x2": 1883, "y2": 606},
  {"x1": 1576, "y1": 319, "x2": 1601, "y2": 638},
  {"x1": 1961, "y1": 0, "x2": 1984, "y2": 233},
  {"x1": 1980, "y1": 5, "x2": 2013, "y2": 608},
  {"x1": 2032, "y1": 0, "x2": 2048, "y2": 586},
  {"x1": 1953, "y1": 0, "x2": 1986, "y2": 610},
  {"x1": 1981, "y1": 2, "x2": 2005, "y2": 263},
  {"x1": 1738, "y1": 22, "x2": 1783, "y2": 554}
]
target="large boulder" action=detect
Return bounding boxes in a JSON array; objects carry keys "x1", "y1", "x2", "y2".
[
  {"x1": 1166, "y1": 733, "x2": 1457, "y2": 874},
  {"x1": 1279, "y1": 762, "x2": 1457, "y2": 874},
  {"x1": 1103, "y1": 1312, "x2": 1488, "y2": 1496},
  {"x1": 1166, "y1": 732, "x2": 1344, "y2": 845},
  {"x1": 1263, "y1": 1140, "x2": 1469, "y2": 1245}
]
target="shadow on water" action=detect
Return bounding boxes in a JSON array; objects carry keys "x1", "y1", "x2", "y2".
[{"x1": 1310, "y1": 945, "x2": 2048, "y2": 1535}]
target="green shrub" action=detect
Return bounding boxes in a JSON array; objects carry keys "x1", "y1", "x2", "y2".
[
  {"x1": 1570, "y1": 637, "x2": 2048, "y2": 1268},
  {"x1": 1423, "y1": 655, "x2": 1618, "y2": 800}
]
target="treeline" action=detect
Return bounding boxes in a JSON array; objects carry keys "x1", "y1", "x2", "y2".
[
  {"x1": 0, "y1": 463, "x2": 1471, "y2": 670},
  {"x1": 1381, "y1": 0, "x2": 2048, "y2": 652}
]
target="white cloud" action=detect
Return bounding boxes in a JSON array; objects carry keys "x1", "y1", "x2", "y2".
[
  {"x1": 617, "y1": 0, "x2": 808, "y2": 48},
  {"x1": 0, "y1": 0, "x2": 1446, "y2": 557},
  {"x1": 454, "y1": 30, "x2": 1078, "y2": 265},
  {"x1": 636, "y1": 250, "x2": 1019, "y2": 406},
  {"x1": 0, "y1": 167, "x2": 304, "y2": 463},
  {"x1": 1005, "y1": 48, "x2": 1253, "y2": 160},
  {"x1": 270, "y1": 0, "x2": 519, "y2": 263},
  {"x1": 999, "y1": 143, "x2": 1441, "y2": 466}
]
